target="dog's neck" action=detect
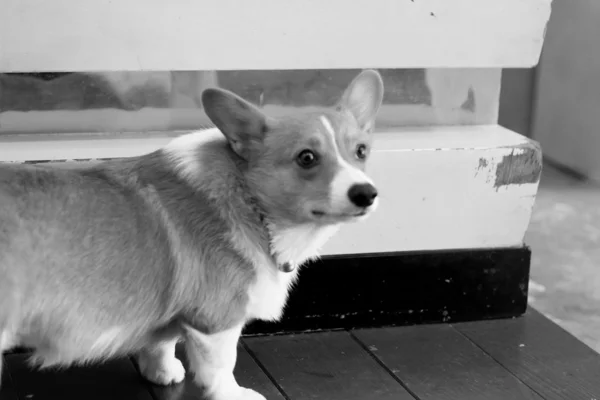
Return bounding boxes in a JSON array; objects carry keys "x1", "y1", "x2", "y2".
[
  {"x1": 250, "y1": 199, "x2": 339, "y2": 273},
  {"x1": 261, "y1": 215, "x2": 340, "y2": 274},
  {"x1": 254, "y1": 209, "x2": 294, "y2": 273}
]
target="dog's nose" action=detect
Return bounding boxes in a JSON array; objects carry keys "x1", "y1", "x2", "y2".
[{"x1": 347, "y1": 183, "x2": 378, "y2": 208}]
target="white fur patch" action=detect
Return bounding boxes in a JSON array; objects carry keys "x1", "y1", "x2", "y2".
[
  {"x1": 319, "y1": 116, "x2": 376, "y2": 211},
  {"x1": 137, "y1": 338, "x2": 185, "y2": 385},
  {"x1": 203, "y1": 201, "x2": 297, "y2": 322},
  {"x1": 236, "y1": 229, "x2": 296, "y2": 321},
  {"x1": 246, "y1": 266, "x2": 298, "y2": 321},
  {"x1": 163, "y1": 128, "x2": 223, "y2": 182},
  {"x1": 270, "y1": 223, "x2": 340, "y2": 265},
  {"x1": 183, "y1": 325, "x2": 263, "y2": 399},
  {"x1": 185, "y1": 324, "x2": 242, "y2": 358},
  {"x1": 0, "y1": 330, "x2": 13, "y2": 350},
  {"x1": 320, "y1": 115, "x2": 336, "y2": 138},
  {"x1": 89, "y1": 326, "x2": 123, "y2": 358},
  {"x1": 246, "y1": 223, "x2": 339, "y2": 321}
]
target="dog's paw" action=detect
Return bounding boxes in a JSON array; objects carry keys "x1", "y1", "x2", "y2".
[
  {"x1": 238, "y1": 388, "x2": 266, "y2": 400},
  {"x1": 139, "y1": 356, "x2": 186, "y2": 386},
  {"x1": 212, "y1": 387, "x2": 266, "y2": 400}
]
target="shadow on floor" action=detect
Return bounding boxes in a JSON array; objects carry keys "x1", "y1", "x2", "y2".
[{"x1": 527, "y1": 165, "x2": 600, "y2": 351}]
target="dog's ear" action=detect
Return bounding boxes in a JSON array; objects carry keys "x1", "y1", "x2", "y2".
[
  {"x1": 339, "y1": 70, "x2": 384, "y2": 133},
  {"x1": 201, "y1": 88, "x2": 270, "y2": 160}
]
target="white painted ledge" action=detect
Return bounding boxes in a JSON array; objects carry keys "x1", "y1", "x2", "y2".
[
  {"x1": 326, "y1": 126, "x2": 541, "y2": 255},
  {"x1": 0, "y1": 0, "x2": 551, "y2": 72},
  {"x1": 0, "y1": 125, "x2": 542, "y2": 254}
]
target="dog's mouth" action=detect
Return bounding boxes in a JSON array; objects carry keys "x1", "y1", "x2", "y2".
[{"x1": 311, "y1": 210, "x2": 368, "y2": 219}]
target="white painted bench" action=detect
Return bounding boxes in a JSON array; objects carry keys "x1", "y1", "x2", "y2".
[
  {"x1": 0, "y1": 0, "x2": 552, "y2": 329},
  {"x1": 0, "y1": 0, "x2": 552, "y2": 255}
]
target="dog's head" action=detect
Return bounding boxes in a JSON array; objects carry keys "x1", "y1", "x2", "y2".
[{"x1": 202, "y1": 70, "x2": 384, "y2": 226}]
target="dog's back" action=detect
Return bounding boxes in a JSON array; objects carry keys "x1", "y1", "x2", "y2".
[
  {"x1": 0, "y1": 141, "x2": 258, "y2": 366},
  {"x1": 0, "y1": 161, "x2": 173, "y2": 361}
]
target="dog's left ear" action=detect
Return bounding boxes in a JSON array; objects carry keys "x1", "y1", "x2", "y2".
[
  {"x1": 339, "y1": 70, "x2": 384, "y2": 133},
  {"x1": 202, "y1": 88, "x2": 270, "y2": 160}
]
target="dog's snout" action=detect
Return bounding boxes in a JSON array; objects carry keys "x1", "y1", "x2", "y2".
[{"x1": 347, "y1": 183, "x2": 378, "y2": 208}]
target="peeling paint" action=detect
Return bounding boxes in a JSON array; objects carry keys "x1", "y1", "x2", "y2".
[{"x1": 494, "y1": 141, "x2": 543, "y2": 189}]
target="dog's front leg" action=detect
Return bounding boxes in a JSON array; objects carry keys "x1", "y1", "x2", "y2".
[
  {"x1": 184, "y1": 325, "x2": 265, "y2": 400},
  {"x1": 136, "y1": 336, "x2": 186, "y2": 386}
]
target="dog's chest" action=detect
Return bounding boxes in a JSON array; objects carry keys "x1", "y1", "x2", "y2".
[
  {"x1": 270, "y1": 224, "x2": 340, "y2": 266},
  {"x1": 245, "y1": 224, "x2": 339, "y2": 321},
  {"x1": 246, "y1": 267, "x2": 297, "y2": 321}
]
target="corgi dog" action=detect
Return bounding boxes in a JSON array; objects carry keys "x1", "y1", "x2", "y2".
[{"x1": 0, "y1": 69, "x2": 384, "y2": 400}]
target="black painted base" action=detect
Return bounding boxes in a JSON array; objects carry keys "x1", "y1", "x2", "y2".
[
  {"x1": 244, "y1": 247, "x2": 531, "y2": 335},
  {"x1": 5, "y1": 247, "x2": 531, "y2": 353}
]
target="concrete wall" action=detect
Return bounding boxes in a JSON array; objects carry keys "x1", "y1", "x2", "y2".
[
  {"x1": 531, "y1": 0, "x2": 600, "y2": 181},
  {"x1": 499, "y1": 68, "x2": 536, "y2": 138}
]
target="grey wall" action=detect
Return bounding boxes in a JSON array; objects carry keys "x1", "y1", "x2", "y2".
[
  {"x1": 498, "y1": 68, "x2": 536, "y2": 138},
  {"x1": 530, "y1": 0, "x2": 600, "y2": 182}
]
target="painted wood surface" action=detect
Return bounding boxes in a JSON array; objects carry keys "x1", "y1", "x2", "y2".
[
  {"x1": 244, "y1": 332, "x2": 415, "y2": 400},
  {"x1": 0, "y1": 125, "x2": 542, "y2": 253},
  {"x1": 456, "y1": 309, "x2": 600, "y2": 400},
  {"x1": 0, "y1": 358, "x2": 18, "y2": 400},
  {"x1": 353, "y1": 325, "x2": 542, "y2": 400},
  {"x1": 324, "y1": 126, "x2": 542, "y2": 254},
  {"x1": 4, "y1": 354, "x2": 153, "y2": 400},
  {"x1": 0, "y1": 0, "x2": 551, "y2": 72},
  {"x1": 144, "y1": 344, "x2": 286, "y2": 400},
  {"x1": 4, "y1": 310, "x2": 600, "y2": 400},
  {"x1": 244, "y1": 248, "x2": 530, "y2": 334}
]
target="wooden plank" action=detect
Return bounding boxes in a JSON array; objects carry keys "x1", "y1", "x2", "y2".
[
  {"x1": 5, "y1": 353, "x2": 153, "y2": 400},
  {"x1": 0, "y1": 356, "x2": 19, "y2": 400},
  {"x1": 0, "y1": 0, "x2": 551, "y2": 72},
  {"x1": 245, "y1": 248, "x2": 530, "y2": 335},
  {"x1": 353, "y1": 325, "x2": 542, "y2": 400},
  {"x1": 235, "y1": 346, "x2": 286, "y2": 400},
  {"x1": 244, "y1": 332, "x2": 415, "y2": 400},
  {"x1": 145, "y1": 344, "x2": 285, "y2": 400},
  {"x1": 456, "y1": 308, "x2": 600, "y2": 400},
  {"x1": 0, "y1": 125, "x2": 541, "y2": 254}
]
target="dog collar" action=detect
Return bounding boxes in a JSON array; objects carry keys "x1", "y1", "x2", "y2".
[
  {"x1": 268, "y1": 237, "x2": 296, "y2": 273},
  {"x1": 266, "y1": 228, "x2": 296, "y2": 274},
  {"x1": 276, "y1": 259, "x2": 295, "y2": 273},
  {"x1": 254, "y1": 208, "x2": 296, "y2": 274}
]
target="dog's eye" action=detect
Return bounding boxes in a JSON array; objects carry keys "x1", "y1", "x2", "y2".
[
  {"x1": 356, "y1": 144, "x2": 368, "y2": 160},
  {"x1": 297, "y1": 149, "x2": 318, "y2": 168}
]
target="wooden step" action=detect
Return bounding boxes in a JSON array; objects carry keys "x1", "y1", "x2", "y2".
[{"x1": 3, "y1": 309, "x2": 599, "y2": 400}]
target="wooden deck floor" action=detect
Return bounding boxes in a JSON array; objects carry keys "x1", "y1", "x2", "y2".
[{"x1": 2, "y1": 308, "x2": 600, "y2": 400}]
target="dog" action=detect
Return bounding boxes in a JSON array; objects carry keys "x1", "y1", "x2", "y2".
[{"x1": 0, "y1": 69, "x2": 384, "y2": 400}]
